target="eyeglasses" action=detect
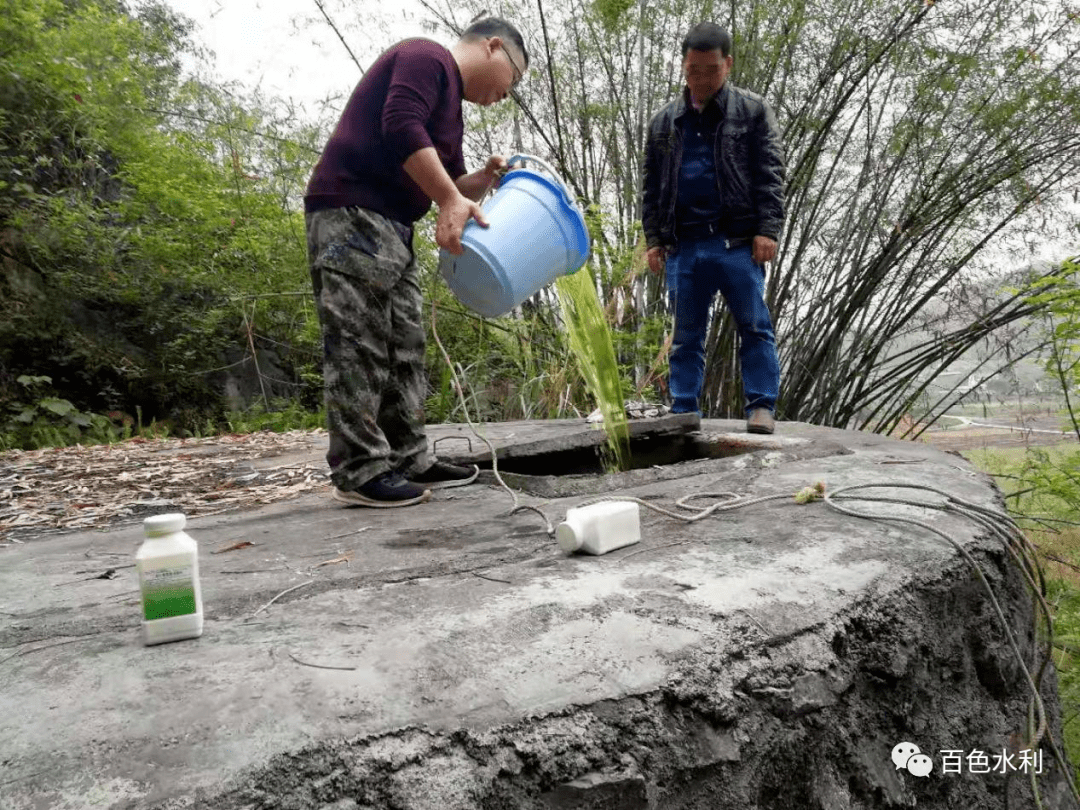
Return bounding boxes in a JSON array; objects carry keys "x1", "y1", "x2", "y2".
[{"x1": 501, "y1": 46, "x2": 524, "y2": 89}]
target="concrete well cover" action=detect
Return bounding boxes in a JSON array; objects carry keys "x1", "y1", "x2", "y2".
[{"x1": 0, "y1": 419, "x2": 1069, "y2": 809}]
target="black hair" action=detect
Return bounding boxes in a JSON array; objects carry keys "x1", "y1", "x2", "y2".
[
  {"x1": 681, "y1": 22, "x2": 732, "y2": 58},
  {"x1": 461, "y1": 16, "x2": 529, "y2": 68}
]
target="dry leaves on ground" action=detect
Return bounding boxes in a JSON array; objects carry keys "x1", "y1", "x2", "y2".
[{"x1": 0, "y1": 430, "x2": 330, "y2": 542}]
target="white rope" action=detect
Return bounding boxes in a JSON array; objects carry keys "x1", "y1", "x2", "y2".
[
  {"x1": 823, "y1": 482, "x2": 1076, "y2": 804},
  {"x1": 429, "y1": 299, "x2": 554, "y2": 535}
]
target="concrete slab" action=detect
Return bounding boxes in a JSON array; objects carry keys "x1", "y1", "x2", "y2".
[{"x1": 0, "y1": 420, "x2": 1069, "y2": 809}]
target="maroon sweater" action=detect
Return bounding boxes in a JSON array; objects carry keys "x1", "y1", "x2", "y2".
[{"x1": 304, "y1": 39, "x2": 467, "y2": 224}]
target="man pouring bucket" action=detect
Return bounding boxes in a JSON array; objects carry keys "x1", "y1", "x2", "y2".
[{"x1": 305, "y1": 18, "x2": 528, "y2": 507}]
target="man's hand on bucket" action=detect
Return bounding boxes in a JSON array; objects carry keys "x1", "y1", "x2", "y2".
[
  {"x1": 483, "y1": 154, "x2": 509, "y2": 182},
  {"x1": 437, "y1": 193, "x2": 489, "y2": 255}
]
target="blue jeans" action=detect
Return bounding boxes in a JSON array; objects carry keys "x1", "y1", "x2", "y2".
[{"x1": 665, "y1": 234, "x2": 779, "y2": 416}]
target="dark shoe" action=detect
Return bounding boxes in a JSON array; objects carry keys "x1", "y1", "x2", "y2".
[
  {"x1": 332, "y1": 472, "x2": 431, "y2": 508},
  {"x1": 407, "y1": 460, "x2": 480, "y2": 490},
  {"x1": 747, "y1": 408, "x2": 775, "y2": 435}
]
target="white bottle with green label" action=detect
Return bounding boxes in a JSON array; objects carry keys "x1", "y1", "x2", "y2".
[{"x1": 137, "y1": 513, "x2": 204, "y2": 645}]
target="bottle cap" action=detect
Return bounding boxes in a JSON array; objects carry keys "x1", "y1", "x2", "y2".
[
  {"x1": 555, "y1": 521, "x2": 583, "y2": 553},
  {"x1": 143, "y1": 513, "x2": 186, "y2": 536}
]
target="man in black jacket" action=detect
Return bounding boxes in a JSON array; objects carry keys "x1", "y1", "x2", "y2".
[{"x1": 642, "y1": 22, "x2": 785, "y2": 434}]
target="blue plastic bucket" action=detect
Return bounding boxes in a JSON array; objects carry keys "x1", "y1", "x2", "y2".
[{"x1": 439, "y1": 155, "x2": 590, "y2": 318}]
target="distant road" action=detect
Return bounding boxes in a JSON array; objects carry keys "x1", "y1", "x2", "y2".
[{"x1": 949, "y1": 416, "x2": 1072, "y2": 437}]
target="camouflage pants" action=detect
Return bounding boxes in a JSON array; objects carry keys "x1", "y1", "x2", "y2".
[{"x1": 306, "y1": 206, "x2": 429, "y2": 491}]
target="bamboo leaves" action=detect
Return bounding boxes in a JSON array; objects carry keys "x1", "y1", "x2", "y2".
[{"x1": 404, "y1": 0, "x2": 1080, "y2": 431}]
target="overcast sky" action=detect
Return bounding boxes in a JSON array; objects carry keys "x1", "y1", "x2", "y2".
[
  {"x1": 166, "y1": 0, "x2": 435, "y2": 121},
  {"x1": 165, "y1": 0, "x2": 1077, "y2": 261}
]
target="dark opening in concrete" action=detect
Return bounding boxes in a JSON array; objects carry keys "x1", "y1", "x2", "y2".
[
  {"x1": 434, "y1": 416, "x2": 847, "y2": 499},
  {"x1": 480, "y1": 431, "x2": 757, "y2": 477}
]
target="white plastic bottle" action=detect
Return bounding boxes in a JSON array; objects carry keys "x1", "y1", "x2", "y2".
[
  {"x1": 556, "y1": 501, "x2": 641, "y2": 555},
  {"x1": 136, "y1": 513, "x2": 204, "y2": 645}
]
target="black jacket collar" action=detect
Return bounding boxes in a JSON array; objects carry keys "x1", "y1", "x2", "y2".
[{"x1": 674, "y1": 82, "x2": 730, "y2": 120}]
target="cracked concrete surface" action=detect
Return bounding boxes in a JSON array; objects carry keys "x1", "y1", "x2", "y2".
[{"x1": 0, "y1": 419, "x2": 1070, "y2": 809}]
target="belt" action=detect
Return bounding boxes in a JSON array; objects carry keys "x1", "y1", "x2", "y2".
[
  {"x1": 344, "y1": 204, "x2": 414, "y2": 248},
  {"x1": 676, "y1": 221, "x2": 725, "y2": 241}
]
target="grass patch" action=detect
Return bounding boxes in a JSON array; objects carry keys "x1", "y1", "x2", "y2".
[
  {"x1": 964, "y1": 445, "x2": 1080, "y2": 780},
  {"x1": 224, "y1": 400, "x2": 325, "y2": 434},
  {"x1": 0, "y1": 397, "x2": 325, "y2": 451},
  {"x1": 1047, "y1": 574, "x2": 1080, "y2": 782},
  {"x1": 963, "y1": 441, "x2": 1078, "y2": 471}
]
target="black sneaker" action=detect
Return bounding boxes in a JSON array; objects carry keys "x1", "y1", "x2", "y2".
[
  {"x1": 332, "y1": 472, "x2": 431, "y2": 508},
  {"x1": 407, "y1": 460, "x2": 480, "y2": 490}
]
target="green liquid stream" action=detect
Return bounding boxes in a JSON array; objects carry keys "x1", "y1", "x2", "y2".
[{"x1": 555, "y1": 271, "x2": 630, "y2": 472}]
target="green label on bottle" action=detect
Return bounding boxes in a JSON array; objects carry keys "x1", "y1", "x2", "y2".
[{"x1": 141, "y1": 564, "x2": 196, "y2": 621}]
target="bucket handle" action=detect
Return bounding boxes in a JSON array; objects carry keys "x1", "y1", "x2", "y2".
[{"x1": 506, "y1": 154, "x2": 579, "y2": 210}]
